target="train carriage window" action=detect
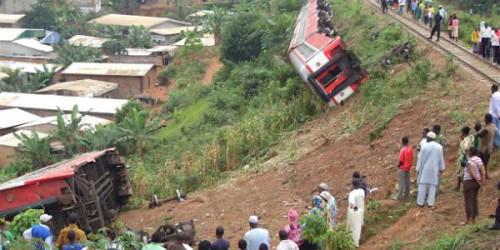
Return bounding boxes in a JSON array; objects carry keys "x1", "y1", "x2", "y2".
[
  {"x1": 297, "y1": 44, "x2": 316, "y2": 59},
  {"x1": 319, "y1": 65, "x2": 342, "y2": 87}
]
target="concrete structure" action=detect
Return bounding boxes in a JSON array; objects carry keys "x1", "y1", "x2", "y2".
[
  {"x1": 15, "y1": 114, "x2": 112, "y2": 134},
  {"x1": 67, "y1": 0, "x2": 101, "y2": 13},
  {"x1": 88, "y1": 14, "x2": 191, "y2": 30},
  {"x1": 0, "y1": 92, "x2": 128, "y2": 119},
  {"x1": 0, "y1": 14, "x2": 25, "y2": 28},
  {"x1": 0, "y1": 0, "x2": 36, "y2": 14},
  {"x1": 0, "y1": 130, "x2": 49, "y2": 167},
  {"x1": 61, "y1": 62, "x2": 156, "y2": 98},
  {"x1": 68, "y1": 35, "x2": 109, "y2": 48},
  {"x1": 36, "y1": 79, "x2": 119, "y2": 98},
  {"x1": 0, "y1": 108, "x2": 41, "y2": 135},
  {"x1": 0, "y1": 28, "x2": 55, "y2": 59}
]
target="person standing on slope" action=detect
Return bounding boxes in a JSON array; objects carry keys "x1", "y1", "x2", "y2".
[
  {"x1": 397, "y1": 136, "x2": 414, "y2": 200},
  {"x1": 416, "y1": 132, "x2": 445, "y2": 209},
  {"x1": 244, "y1": 216, "x2": 270, "y2": 250},
  {"x1": 347, "y1": 179, "x2": 365, "y2": 248},
  {"x1": 489, "y1": 84, "x2": 500, "y2": 148},
  {"x1": 477, "y1": 114, "x2": 497, "y2": 179},
  {"x1": 276, "y1": 230, "x2": 299, "y2": 250}
]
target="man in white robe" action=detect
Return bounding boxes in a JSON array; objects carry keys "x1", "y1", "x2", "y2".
[
  {"x1": 347, "y1": 179, "x2": 365, "y2": 247},
  {"x1": 416, "y1": 131, "x2": 445, "y2": 209}
]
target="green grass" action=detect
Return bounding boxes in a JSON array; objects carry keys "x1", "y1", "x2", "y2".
[
  {"x1": 419, "y1": 221, "x2": 494, "y2": 250},
  {"x1": 158, "y1": 98, "x2": 210, "y2": 140},
  {"x1": 363, "y1": 199, "x2": 412, "y2": 242}
]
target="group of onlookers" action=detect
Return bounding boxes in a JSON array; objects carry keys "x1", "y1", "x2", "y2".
[{"x1": 471, "y1": 22, "x2": 500, "y2": 65}]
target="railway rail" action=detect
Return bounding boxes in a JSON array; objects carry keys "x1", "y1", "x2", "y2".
[{"x1": 366, "y1": 0, "x2": 500, "y2": 83}]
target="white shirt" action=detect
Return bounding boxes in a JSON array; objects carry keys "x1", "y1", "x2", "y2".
[
  {"x1": 277, "y1": 240, "x2": 299, "y2": 250},
  {"x1": 439, "y1": 8, "x2": 446, "y2": 18},
  {"x1": 492, "y1": 32, "x2": 500, "y2": 46},
  {"x1": 244, "y1": 228, "x2": 270, "y2": 250},
  {"x1": 480, "y1": 27, "x2": 487, "y2": 38},
  {"x1": 484, "y1": 27, "x2": 493, "y2": 39},
  {"x1": 490, "y1": 92, "x2": 500, "y2": 118},
  {"x1": 183, "y1": 243, "x2": 193, "y2": 250}
]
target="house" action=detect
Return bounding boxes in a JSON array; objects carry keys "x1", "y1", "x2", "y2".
[
  {"x1": 106, "y1": 47, "x2": 176, "y2": 67},
  {"x1": 36, "y1": 79, "x2": 119, "y2": 98},
  {"x1": 0, "y1": 92, "x2": 128, "y2": 119},
  {"x1": 0, "y1": 14, "x2": 25, "y2": 28},
  {"x1": 0, "y1": 0, "x2": 36, "y2": 14},
  {"x1": 0, "y1": 148, "x2": 132, "y2": 233},
  {"x1": 0, "y1": 108, "x2": 41, "y2": 136},
  {"x1": 0, "y1": 130, "x2": 49, "y2": 166},
  {"x1": 15, "y1": 114, "x2": 112, "y2": 134},
  {"x1": 88, "y1": 13, "x2": 191, "y2": 32},
  {"x1": 67, "y1": 0, "x2": 101, "y2": 13},
  {"x1": 61, "y1": 62, "x2": 156, "y2": 98},
  {"x1": 0, "y1": 28, "x2": 55, "y2": 59},
  {"x1": 68, "y1": 35, "x2": 109, "y2": 48},
  {"x1": 150, "y1": 25, "x2": 197, "y2": 44}
]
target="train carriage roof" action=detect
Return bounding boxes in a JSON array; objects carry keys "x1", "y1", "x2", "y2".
[
  {"x1": 0, "y1": 148, "x2": 114, "y2": 192},
  {"x1": 289, "y1": 0, "x2": 338, "y2": 59}
]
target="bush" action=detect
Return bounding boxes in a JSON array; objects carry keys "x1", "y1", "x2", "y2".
[
  {"x1": 9, "y1": 209, "x2": 45, "y2": 236},
  {"x1": 102, "y1": 39, "x2": 127, "y2": 55},
  {"x1": 220, "y1": 13, "x2": 263, "y2": 63}
]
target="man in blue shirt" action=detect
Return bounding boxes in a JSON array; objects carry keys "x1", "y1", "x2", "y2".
[
  {"x1": 23, "y1": 214, "x2": 54, "y2": 250},
  {"x1": 210, "y1": 226, "x2": 229, "y2": 250},
  {"x1": 62, "y1": 230, "x2": 83, "y2": 250}
]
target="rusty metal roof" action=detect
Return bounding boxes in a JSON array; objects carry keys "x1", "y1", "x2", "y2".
[
  {"x1": 62, "y1": 62, "x2": 154, "y2": 77},
  {"x1": 68, "y1": 35, "x2": 109, "y2": 48}
]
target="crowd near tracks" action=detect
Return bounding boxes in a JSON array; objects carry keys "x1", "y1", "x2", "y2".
[{"x1": 366, "y1": 0, "x2": 500, "y2": 83}]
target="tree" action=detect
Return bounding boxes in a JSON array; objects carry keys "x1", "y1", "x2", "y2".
[
  {"x1": 27, "y1": 65, "x2": 57, "y2": 91},
  {"x1": 203, "y1": 7, "x2": 226, "y2": 45},
  {"x1": 54, "y1": 44, "x2": 102, "y2": 66},
  {"x1": 14, "y1": 132, "x2": 55, "y2": 171},
  {"x1": 116, "y1": 108, "x2": 160, "y2": 155},
  {"x1": 220, "y1": 13, "x2": 263, "y2": 63},
  {"x1": 24, "y1": 0, "x2": 58, "y2": 30},
  {"x1": 127, "y1": 26, "x2": 153, "y2": 49},
  {"x1": 110, "y1": 0, "x2": 139, "y2": 14},
  {"x1": 102, "y1": 39, "x2": 127, "y2": 55},
  {"x1": 52, "y1": 105, "x2": 86, "y2": 158},
  {"x1": 0, "y1": 68, "x2": 26, "y2": 92}
]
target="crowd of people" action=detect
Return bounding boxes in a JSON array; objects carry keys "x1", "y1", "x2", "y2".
[{"x1": 379, "y1": 0, "x2": 500, "y2": 65}]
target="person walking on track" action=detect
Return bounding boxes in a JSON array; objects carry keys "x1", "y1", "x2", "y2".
[{"x1": 429, "y1": 10, "x2": 443, "y2": 41}]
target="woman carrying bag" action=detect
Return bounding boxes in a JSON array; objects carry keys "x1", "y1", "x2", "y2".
[{"x1": 462, "y1": 147, "x2": 486, "y2": 225}]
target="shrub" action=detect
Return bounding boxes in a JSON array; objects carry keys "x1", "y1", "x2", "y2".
[
  {"x1": 220, "y1": 13, "x2": 263, "y2": 63},
  {"x1": 9, "y1": 209, "x2": 45, "y2": 236}
]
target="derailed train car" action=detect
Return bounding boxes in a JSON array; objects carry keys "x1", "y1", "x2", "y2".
[
  {"x1": 288, "y1": 0, "x2": 367, "y2": 106},
  {"x1": 0, "y1": 148, "x2": 132, "y2": 233}
]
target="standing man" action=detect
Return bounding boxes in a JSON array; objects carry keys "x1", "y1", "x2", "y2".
[
  {"x1": 244, "y1": 216, "x2": 270, "y2": 250},
  {"x1": 416, "y1": 132, "x2": 445, "y2": 209},
  {"x1": 477, "y1": 113, "x2": 497, "y2": 179},
  {"x1": 429, "y1": 9, "x2": 444, "y2": 41},
  {"x1": 276, "y1": 230, "x2": 299, "y2": 250},
  {"x1": 489, "y1": 84, "x2": 500, "y2": 148},
  {"x1": 62, "y1": 231, "x2": 83, "y2": 250},
  {"x1": 381, "y1": 0, "x2": 388, "y2": 14},
  {"x1": 397, "y1": 136, "x2": 414, "y2": 200},
  {"x1": 23, "y1": 214, "x2": 54, "y2": 250},
  {"x1": 56, "y1": 213, "x2": 87, "y2": 250},
  {"x1": 210, "y1": 226, "x2": 230, "y2": 250}
]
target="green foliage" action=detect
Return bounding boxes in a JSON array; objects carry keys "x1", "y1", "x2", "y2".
[
  {"x1": 0, "y1": 65, "x2": 56, "y2": 93},
  {"x1": 14, "y1": 131, "x2": 56, "y2": 172},
  {"x1": 220, "y1": 12, "x2": 263, "y2": 63},
  {"x1": 110, "y1": 0, "x2": 139, "y2": 14},
  {"x1": 24, "y1": 0, "x2": 57, "y2": 30},
  {"x1": 115, "y1": 107, "x2": 160, "y2": 155},
  {"x1": 9, "y1": 209, "x2": 44, "y2": 236},
  {"x1": 323, "y1": 224, "x2": 355, "y2": 250},
  {"x1": 424, "y1": 233, "x2": 466, "y2": 250},
  {"x1": 102, "y1": 39, "x2": 127, "y2": 55},
  {"x1": 115, "y1": 100, "x2": 145, "y2": 124},
  {"x1": 54, "y1": 44, "x2": 102, "y2": 66},
  {"x1": 126, "y1": 26, "x2": 153, "y2": 49},
  {"x1": 300, "y1": 214, "x2": 355, "y2": 250},
  {"x1": 53, "y1": 105, "x2": 86, "y2": 158}
]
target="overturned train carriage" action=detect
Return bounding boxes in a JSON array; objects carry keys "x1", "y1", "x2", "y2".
[
  {"x1": 0, "y1": 148, "x2": 132, "y2": 233},
  {"x1": 288, "y1": 0, "x2": 367, "y2": 106}
]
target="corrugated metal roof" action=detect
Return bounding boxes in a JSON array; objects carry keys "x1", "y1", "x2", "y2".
[
  {"x1": 62, "y1": 62, "x2": 154, "y2": 76},
  {"x1": 0, "y1": 149, "x2": 113, "y2": 191},
  {"x1": 0, "y1": 14, "x2": 25, "y2": 24},
  {"x1": 68, "y1": 35, "x2": 109, "y2": 48},
  {"x1": 0, "y1": 108, "x2": 41, "y2": 130},
  {"x1": 125, "y1": 48, "x2": 152, "y2": 56},
  {"x1": 88, "y1": 14, "x2": 191, "y2": 29},
  {"x1": 36, "y1": 79, "x2": 118, "y2": 97},
  {"x1": 13, "y1": 39, "x2": 53, "y2": 53},
  {"x1": 0, "y1": 61, "x2": 61, "y2": 74},
  {"x1": 147, "y1": 45, "x2": 177, "y2": 54},
  {"x1": 16, "y1": 113, "x2": 112, "y2": 131},
  {"x1": 0, "y1": 28, "x2": 27, "y2": 41},
  {"x1": 0, "y1": 130, "x2": 49, "y2": 148},
  {"x1": 0, "y1": 92, "x2": 128, "y2": 115},
  {"x1": 150, "y1": 26, "x2": 196, "y2": 36},
  {"x1": 172, "y1": 33, "x2": 215, "y2": 47}
]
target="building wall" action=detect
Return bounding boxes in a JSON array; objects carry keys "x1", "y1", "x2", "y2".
[
  {"x1": 0, "y1": 146, "x2": 16, "y2": 167},
  {"x1": 61, "y1": 70, "x2": 157, "y2": 99},
  {"x1": 0, "y1": 41, "x2": 55, "y2": 58},
  {"x1": 0, "y1": 0, "x2": 36, "y2": 14}
]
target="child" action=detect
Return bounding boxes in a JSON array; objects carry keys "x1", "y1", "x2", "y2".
[
  {"x1": 471, "y1": 28, "x2": 480, "y2": 54},
  {"x1": 473, "y1": 122, "x2": 482, "y2": 151}
]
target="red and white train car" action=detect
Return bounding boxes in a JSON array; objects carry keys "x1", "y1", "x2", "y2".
[{"x1": 288, "y1": 0, "x2": 367, "y2": 106}]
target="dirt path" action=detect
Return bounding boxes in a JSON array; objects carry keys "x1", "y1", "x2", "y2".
[{"x1": 202, "y1": 57, "x2": 223, "y2": 85}]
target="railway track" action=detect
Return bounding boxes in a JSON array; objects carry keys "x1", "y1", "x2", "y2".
[{"x1": 366, "y1": 0, "x2": 500, "y2": 83}]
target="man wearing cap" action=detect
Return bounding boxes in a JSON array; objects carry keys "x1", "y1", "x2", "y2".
[
  {"x1": 244, "y1": 216, "x2": 270, "y2": 250},
  {"x1": 23, "y1": 214, "x2": 54, "y2": 250},
  {"x1": 416, "y1": 132, "x2": 445, "y2": 209},
  {"x1": 56, "y1": 213, "x2": 87, "y2": 250}
]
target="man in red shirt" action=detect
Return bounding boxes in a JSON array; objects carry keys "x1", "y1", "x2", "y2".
[{"x1": 397, "y1": 136, "x2": 414, "y2": 200}]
